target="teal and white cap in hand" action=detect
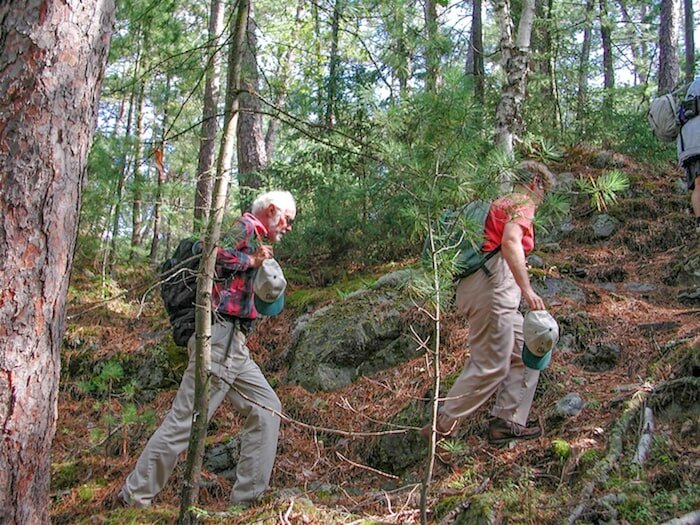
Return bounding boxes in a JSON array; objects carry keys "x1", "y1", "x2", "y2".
[
  {"x1": 522, "y1": 310, "x2": 559, "y2": 370},
  {"x1": 254, "y1": 259, "x2": 287, "y2": 316}
]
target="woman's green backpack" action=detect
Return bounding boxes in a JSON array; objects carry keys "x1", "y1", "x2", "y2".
[{"x1": 424, "y1": 200, "x2": 501, "y2": 280}]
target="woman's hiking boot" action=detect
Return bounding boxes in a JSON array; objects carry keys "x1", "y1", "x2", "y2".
[{"x1": 487, "y1": 417, "x2": 541, "y2": 445}]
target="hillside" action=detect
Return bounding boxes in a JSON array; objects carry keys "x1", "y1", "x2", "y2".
[{"x1": 51, "y1": 147, "x2": 700, "y2": 524}]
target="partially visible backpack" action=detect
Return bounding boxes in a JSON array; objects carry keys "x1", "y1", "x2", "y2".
[
  {"x1": 425, "y1": 200, "x2": 501, "y2": 280},
  {"x1": 677, "y1": 78, "x2": 700, "y2": 168},
  {"x1": 160, "y1": 237, "x2": 202, "y2": 346},
  {"x1": 452, "y1": 200, "x2": 501, "y2": 279},
  {"x1": 648, "y1": 93, "x2": 680, "y2": 143}
]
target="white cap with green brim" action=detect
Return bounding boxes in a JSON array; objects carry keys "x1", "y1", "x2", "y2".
[
  {"x1": 522, "y1": 310, "x2": 559, "y2": 370},
  {"x1": 254, "y1": 259, "x2": 287, "y2": 317}
]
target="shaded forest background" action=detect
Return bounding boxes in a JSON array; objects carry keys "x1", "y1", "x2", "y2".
[{"x1": 84, "y1": 0, "x2": 695, "y2": 274}]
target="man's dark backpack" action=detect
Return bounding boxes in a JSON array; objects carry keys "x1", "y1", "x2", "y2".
[
  {"x1": 425, "y1": 200, "x2": 501, "y2": 280},
  {"x1": 159, "y1": 238, "x2": 202, "y2": 346}
]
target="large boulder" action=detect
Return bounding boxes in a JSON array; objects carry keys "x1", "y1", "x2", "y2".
[{"x1": 284, "y1": 270, "x2": 431, "y2": 392}]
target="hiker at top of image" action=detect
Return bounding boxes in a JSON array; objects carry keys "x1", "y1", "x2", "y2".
[
  {"x1": 113, "y1": 190, "x2": 296, "y2": 510},
  {"x1": 648, "y1": 77, "x2": 700, "y2": 232}
]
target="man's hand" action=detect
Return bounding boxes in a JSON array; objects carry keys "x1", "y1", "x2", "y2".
[{"x1": 250, "y1": 244, "x2": 273, "y2": 268}]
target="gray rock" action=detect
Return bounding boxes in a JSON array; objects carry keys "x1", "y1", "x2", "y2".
[
  {"x1": 528, "y1": 254, "x2": 545, "y2": 268},
  {"x1": 557, "y1": 333, "x2": 578, "y2": 353},
  {"x1": 552, "y1": 393, "x2": 585, "y2": 418},
  {"x1": 576, "y1": 344, "x2": 621, "y2": 372},
  {"x1": 203, "y1": 437, "x2": 241, "y2": 481},
  {"x1": 674, "y1": 250, "x2": 700, "y2": 286},
  {"x1": 556, "y1": 172, "x2": 577, "y2": 192},
  {"x1": 591, "y1": 214, "x2": 621, "y2": 239},
  {"x1": 589, "y1": 150, "x2": 627, "y2": 169},
  {"x1": 624, "y1": 282, "x2": 656, "y2": 293},
  {"x1": 365, "y1": 399, "x2": 427, "y2": 475},
  {"x1": 532, "y1": 276, "x2": 587, "y2": 304}
]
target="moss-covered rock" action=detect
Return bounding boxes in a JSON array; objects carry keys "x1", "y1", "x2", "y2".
[{"x1": 284, "y1": 270, "x2": 431, "y2": 392}]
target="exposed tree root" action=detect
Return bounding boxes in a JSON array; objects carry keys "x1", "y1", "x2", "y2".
[
  {"x1": 632, "y1": 406, "x2": 654, "y2": 466},
  {"x1": 436, "y1": 478, "x2": 490, "y2": 525},
  {"x1": 659, "y1": 510, "x2": 700, "y2": 525},
  {"x1": 568, "y1": 376, "x2": 700, "y2": 524},
  {"x1": 567, "y1": 389, "x2": 648, "y2": 524}
]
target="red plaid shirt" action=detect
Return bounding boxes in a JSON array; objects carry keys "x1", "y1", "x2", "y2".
[{"x1": 212, "y1": 212, "x2": 268, "y2": 319}]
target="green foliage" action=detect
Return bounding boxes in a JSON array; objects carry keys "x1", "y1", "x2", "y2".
[
  {"x1": 77, "y1": 484, "x2": 95, "y2": 503},
  {"x1": 438, "y1": 438, "x2": 467, "y2": 456},
  {"x1": 78, "y1": 360, "x2": 124, "y2": 397},
  {"x1": 577, "y1": 169, "x2": 630, "y2": 211},
  {"x1": 519, "y1": 135, "x2": 565, "y2": 164},
  {"x1": 52, "y1": 461, "x2": 79, "y2": 491},
  {"x1": 551, "y1": 438, "x2": 572, "y2": 461}
]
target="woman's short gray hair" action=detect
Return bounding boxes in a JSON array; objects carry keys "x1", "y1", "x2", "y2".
[
  {"x1": 251, "y1": 190, "x2": 296, "y2": 215},
  {"x1": 515, "y1": 160, "x2": 557, "y2": 192}
]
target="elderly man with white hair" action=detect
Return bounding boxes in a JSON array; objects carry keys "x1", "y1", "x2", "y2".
[{"x1": 115, "y1": 190, "x2": 296, "y2": 509}]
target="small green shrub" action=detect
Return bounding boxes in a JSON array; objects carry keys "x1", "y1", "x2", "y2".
[{"x1": 552, "y1": 438, "x2": 572, "y2": 461}]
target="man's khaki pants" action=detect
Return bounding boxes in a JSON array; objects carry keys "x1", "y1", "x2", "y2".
[
  {"x1": 438, "y1": 253, "x2": 540, "y2": 431},
  {"x1": 122, "y1": 319, "x2": 281, "y2": 507}
]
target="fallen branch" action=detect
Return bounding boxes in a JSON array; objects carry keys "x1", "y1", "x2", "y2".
[{"x1": 216, "y1": 373, "x2": 418, "y2": 437}]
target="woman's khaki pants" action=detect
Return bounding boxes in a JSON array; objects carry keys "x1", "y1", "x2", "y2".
[{"x1": 438, "y1": 253, "x2": 540, "y2": 431}]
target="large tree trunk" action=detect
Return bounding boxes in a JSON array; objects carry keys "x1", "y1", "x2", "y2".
[
  {"x1": 683, "y1": 0, "x2": 695, "y2": 83},
  {"x1": 494, "y1": 0, "x2": 537, "y2": 156},
  {"x1": 466, "y1": 0, "x2": 485, "y2": 103},
  {"x1": 237, "y1": 2, "x2": 267, "y2": 212},
  {"x1": 178, "y1": 0, "x2": 249, "y2": 521},
  {"x1": 194, "y1": 0, "x2": 226, "y2": 232},
  {"x1": 0, "y1": 1, "x2": 114, "y2": 523},
  {"x1": 599, "y1": 0, "x2": 615, "y2": 109},
  {"x1": 658, "y1": 0, "x2": 680, "y2": 94}
]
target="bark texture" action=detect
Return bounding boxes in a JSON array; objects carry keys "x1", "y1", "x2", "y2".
[
  {"x1": 194, "y1": 0, "x2": 225, "y2": 231},
  {"x1": 0, "y1": 1, "x2": 114, "y2": 523},
  {"x1": 237, "y1": 4, "x2": 267, "y2": 211},
  {"x1": 658, "y1": 0, "x2": 680, "y2": 95}
]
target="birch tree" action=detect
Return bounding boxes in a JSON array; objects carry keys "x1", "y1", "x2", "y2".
[{"x1": 494, "y1": 0, "x2": 537, "y2": 157}]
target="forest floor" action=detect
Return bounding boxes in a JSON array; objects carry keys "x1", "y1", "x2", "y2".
[{"x1": 51, "y1": 147, "x2": 700, "y2": 524}]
